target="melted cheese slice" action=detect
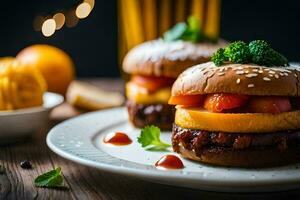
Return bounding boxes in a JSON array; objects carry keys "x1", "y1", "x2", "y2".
[
  {"x1": 126, "y1": 82, "x2": 171, "y2": 104},
  {"x1": 175, "y1": 107, "x2": 300, "y2": 133}
]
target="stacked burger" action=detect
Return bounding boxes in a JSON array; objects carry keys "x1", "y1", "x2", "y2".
[
  {"x1": 169, "y1": 40, "x2": 300, "y2": 167},
  {"x1": 123, "y1": 17, "x2": 226, "y2": 130}
]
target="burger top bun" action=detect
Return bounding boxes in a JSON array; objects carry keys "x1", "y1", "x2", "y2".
[
  {"x1": 171, "y1": 62, "x2": 300, "y2": 97},
  {"x1": 123, "y1": 39, "x2": 227, "y2": 78}
]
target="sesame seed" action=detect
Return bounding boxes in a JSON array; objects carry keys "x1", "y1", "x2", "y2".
[
  {"x1": 236, "y1": 71, "x2": 244, "y2": 75},
  {"x1": 218, "y1": 72, "x2": 225, "y2": 76},
  {"x1": 258, "y1": 70, "x2": 264, "y2": 73},
  {"x1": 275, "y1": 74, "x2": 279, "y2": 79},
  {"x1": 269, "y1": 71, "x2": 275, "y2": 74},
  {"x1": 252, "y1": 69, "x2": 258, "y2": 72},
  {"x1": 236, "y1": 78, "x2": 241, "y2": 84},
  {"x1": 263, "y1": 77, "x2": 271, "y2": 81},
  {"x1": 264, "y1": 69, "x2": 270, "y2": 71},
  {"x1": 294, "y1": 74, "x2": 298, "y2": 77},
  {"x1": 284, "y1": 73, "x2": 289, "y2": 76},
  {"x1": 219, "y1": 67, "x2": 224, "y2": 72},
  {"x1": 224, "y1": 67, "x2": 228, "y2": 70},
  {"x1": 269, "y1": 74, "x2": 274, "y2": 77},
  {"x1": 245, "y1": 70, "x2": 249, "y2": 73},
  {"x1": 237, "y1": 66, "x2": 243, "y2": 70},
  {"x1": 248, "y1": 84, "x2": 254, "y2": 88},
  {"x1": 245, "y1": 73, "x2": 258, "y2": 78},
  {"x1": 208, "y1": 72, "x2": 215, "y2": 78},
  {"x1": 280, "y1": 73, "x2": 284, "y2": 76}
]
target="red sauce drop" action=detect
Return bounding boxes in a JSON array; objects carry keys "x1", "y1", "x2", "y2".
[
  {"x1": 155, "y1": 155, "x2": 184, "y2": 170},
  {"x1": 103, "y1": 132, "x2": 132, "y2": 146}
]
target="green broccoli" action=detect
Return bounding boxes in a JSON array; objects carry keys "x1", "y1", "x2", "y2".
[
  {"x1": 224, "y1": 41, "x2": 251, "y2": 64},
  {"x1": 249, "y1": 40, "x2": 270, "y2": 65},
  {"x1": 211, "y1": 40, "x2": 289, "y2": 67},
  {"x1": 211, "y1": 48, "x2": 227, "y2": 66},
  {"x1": 249, "y1": 40, "x2": 288, "y2": 66}
]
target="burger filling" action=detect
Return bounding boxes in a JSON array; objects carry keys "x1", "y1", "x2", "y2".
[
  {"x1": 172, "y1": 124, "x2": 300, "y2": 154},
  {"x1": 170, "y1": 93, "x2": 300, "y2": 154},
  {"x1": 127, "y1": 100, "x2": 175, "y2": 129},
  {"x1": 126, "y1": 75, "x2": 175, "y2": 104},
  {"x1": 169, "y1": 93, "x2": 299, "y2": 113}
]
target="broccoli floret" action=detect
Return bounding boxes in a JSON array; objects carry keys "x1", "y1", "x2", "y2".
[
  {"x1": 249, "y1": 40, "x2": 288, "y2": 66},
  {"x1": 211, "y1": 48, "x2": 227, "y2": 66},
  {"x1": 249, "y1": 40, "x2": 270, "y2": 65},
  {"x1": 211, "y1": 40, "x2": 289, "y2": 67},
  {"x1": 224, "y1": 41, "x2": 251, "y2": 64}
]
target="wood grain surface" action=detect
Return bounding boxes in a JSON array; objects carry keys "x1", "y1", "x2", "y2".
[{"x1": 0, "y1": 79, "x2": 299, "y2": 200}]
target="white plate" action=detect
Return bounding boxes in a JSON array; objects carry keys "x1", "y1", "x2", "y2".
[
  {"x1": 0, "y1": 92, "x2": 63, "y2": 140},
  {"x1": 47, "y1": 107, "x2": 300, "y2": 192}
]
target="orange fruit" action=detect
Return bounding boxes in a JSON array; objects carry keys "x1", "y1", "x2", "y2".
[{"x1": 16, "y1": 44, "x2": 75, "y2": 95}]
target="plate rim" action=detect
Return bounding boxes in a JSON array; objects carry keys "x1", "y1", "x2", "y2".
[
  {"x1": 46, "y1": 107, "x2": 300, "y2": 191},
  {"x1": 0, "y1": 92, "x2": 64, "y2": 116}
]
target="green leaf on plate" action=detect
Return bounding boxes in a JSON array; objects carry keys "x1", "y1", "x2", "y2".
[
  {"x1": 34, "y1": 167, "x2": 64, "y2": 188},
  {"x1": 138, "y1": 125, "x2": 171, "y2": 151}
]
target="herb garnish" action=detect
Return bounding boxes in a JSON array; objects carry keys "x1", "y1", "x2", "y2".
[
  {"x1": 138, "y1": 125, "x2": 171, "y2": 151},
  {"x1": 163, "y1": 16, "x2": 208, "y2": 43},
  {"x1": 34, "y1": 167, "x2": 64, "y2": 188},
  {"x1": 212, "y1": 40, "x2": 289, "y2": 67}
]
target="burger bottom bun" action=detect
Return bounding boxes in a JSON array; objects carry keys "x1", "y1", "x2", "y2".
[
  {"x1": 126, "y1": 100, "x2": 175, "y2": 130},
  {"x1": 177, "y1": 145, "x2": 300, "y2": 168}
]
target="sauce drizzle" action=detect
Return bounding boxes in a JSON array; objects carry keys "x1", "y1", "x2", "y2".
[
  {"x1": 155, "y1": 155, "x2": 184, "y2": 170},
  {"x1": 103, "y1": 132, "x2": 132, "y2": 146}
]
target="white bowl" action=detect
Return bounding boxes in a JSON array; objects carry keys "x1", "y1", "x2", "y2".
[{"x1": 0, "y1": 92, "x2": 63, "y2": 141}]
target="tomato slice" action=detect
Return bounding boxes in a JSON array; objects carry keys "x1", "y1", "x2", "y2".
[
  {"x1": 168, "y1": 95, "x2": 204, "y2": 106},
  {"x1": 248, "y1": 97, "x2": 291, "y2": 114},
  {"x1": 204, "y1": 93, "x2": 249, "y2": 112},
  {"x1": 131, "y1": 75, "x2": 175, "y2": 91}
]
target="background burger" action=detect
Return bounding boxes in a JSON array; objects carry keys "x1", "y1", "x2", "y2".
[
  {"x1": 123, "y1": 16, "x2": 227, "y2": 130},
  {"x1": 169, "y1": 40, "x2": 300, "y2": 167}
]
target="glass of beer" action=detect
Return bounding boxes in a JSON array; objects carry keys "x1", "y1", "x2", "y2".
[{"x1": 118, "y1": 0, "x2": 222, "y2": 78}]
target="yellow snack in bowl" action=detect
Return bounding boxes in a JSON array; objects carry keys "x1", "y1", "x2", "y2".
[{"x1": 0, "y1": 59, "x2": 46, "y2": 110}]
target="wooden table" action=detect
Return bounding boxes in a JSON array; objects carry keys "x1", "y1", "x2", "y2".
[{"x1": 0, "y1": 78, "x2": 299, "y2": 200}]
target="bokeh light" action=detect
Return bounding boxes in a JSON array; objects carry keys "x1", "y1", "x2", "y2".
[
  {"x1": 84, "y1": 0, "x2": 95, "y2": 10},
  {"x1": 53, "y1": 13, "x2": 65, "y2": 30},
  {"x1": 41, "y1": 19, "x2": 56, "y2": 37},
  {"x1": 34, "y1": 0, "x2": 95, "y2": 35},
  {"x1": 76, "y1": 2, "x2": 91, "y2": 19},
  {"x1": 65, "y1": 10, "x2": 79, "y2": 28}
]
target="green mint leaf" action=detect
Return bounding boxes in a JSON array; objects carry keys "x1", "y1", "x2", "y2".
[
  {"x1": 163, "y1": 23, "x2": 187, "y2": 42},
  {"x1": 34, "y1": 167, "x2": 64, "y2": 188},
  {"x1": 187, "y1": 15, "x2": 200, "y2": 31},
  {"x1": 138, "y1": 125, "x2": 171, "y2": 151},
  {"x1": 163, "y1": 15, "x2": 206, "y2": 43}
]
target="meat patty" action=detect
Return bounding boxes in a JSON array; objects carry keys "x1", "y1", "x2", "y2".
[
  {"x1": 126, "y1": 100, "x2": 175, "y2": 130},
  {"x1": 172, "y1": 124, "x2": 300, "y2": 154}
]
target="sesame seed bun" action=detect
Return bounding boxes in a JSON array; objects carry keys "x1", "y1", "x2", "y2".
[
  {"x1": 171, "y1": 62, "x2": 300, "y2": 96},
  {"x1": 123, "y1": 40, "x2": 227, "y2": 78}
]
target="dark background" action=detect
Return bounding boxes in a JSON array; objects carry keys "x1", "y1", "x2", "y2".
[{"x1": 0, "y1": 0, "x2": 299, "y2": 77}]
